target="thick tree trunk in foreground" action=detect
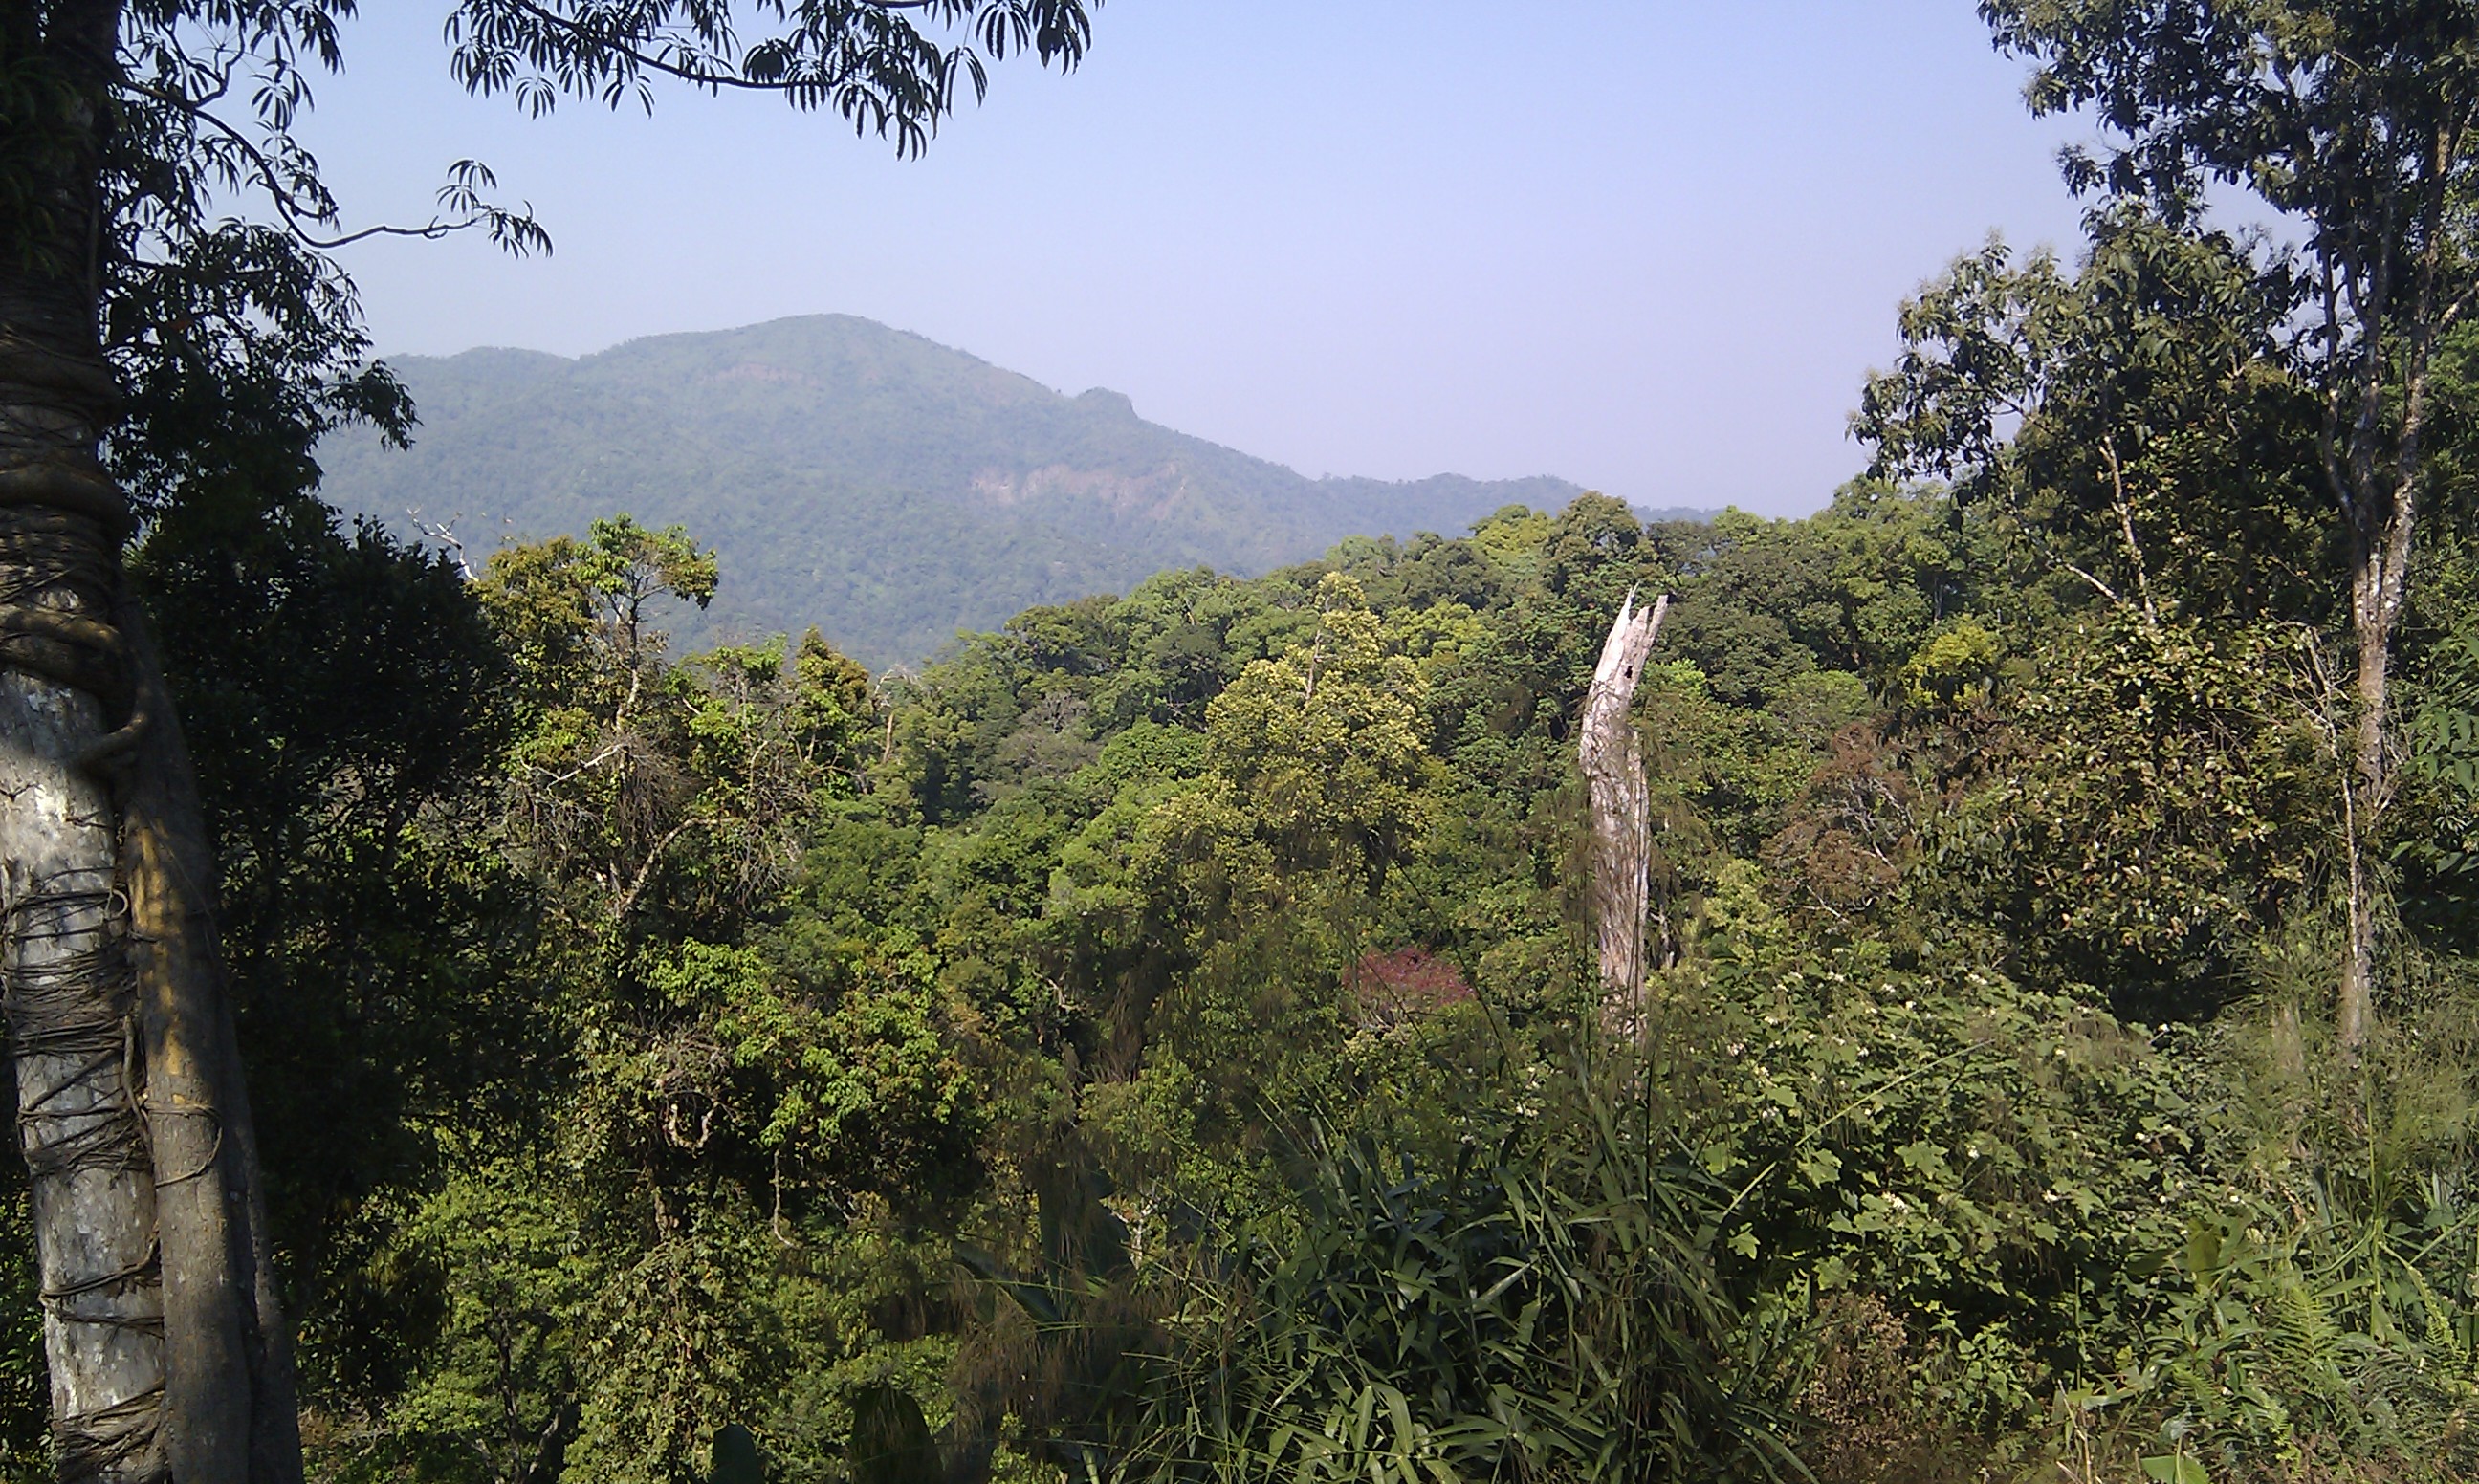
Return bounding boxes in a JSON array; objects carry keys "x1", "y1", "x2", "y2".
[
  {"x1": 1580, "y1": 591, "x2": 1667, "y2": 1036},
  {"x1": 0, "y1": 651, "x2": 162, "y2": 1482},
  {"x1": 0, "y1": 330, "x2": 296, "y2": 1484},
  {"x1": 1, "y1": 7, "x2": 300, "y2": 1473},
  {"x1": 121, "y1": 609, "x2": 301, "y2": 1484}
]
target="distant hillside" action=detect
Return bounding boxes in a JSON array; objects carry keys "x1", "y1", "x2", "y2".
[{"x1": 316, "y1": 316, "x2": 1596, "y2": 666}]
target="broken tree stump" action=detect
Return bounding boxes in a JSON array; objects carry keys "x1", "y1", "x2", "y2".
[{"x1": 1579, "y1": 589, "x2": 1668, "y2": 1034}]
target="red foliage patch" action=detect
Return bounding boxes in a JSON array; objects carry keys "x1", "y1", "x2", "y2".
[{"x1": 1348, "y1": 948, "x2": 1477, "y2": 1027}]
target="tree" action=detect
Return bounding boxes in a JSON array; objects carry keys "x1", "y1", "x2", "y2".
[
  {"x1": 0, "y1": 4, "x2": 1097, "y2": 1480},
  {"x1": 1975, "y1": 0, "x2": 2479, "y2": 1048},
  {"x1": 1199, "y1": 574, "x2": 1436, "y2": 894},
  {"x1": 1856, "y1": 210, "x2": 2331, "y2": 633},
  {"x1": 426, "y1": 531, "x2": 978, "y2": 1484}
]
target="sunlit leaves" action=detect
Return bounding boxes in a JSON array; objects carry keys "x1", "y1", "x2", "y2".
[
  {"x1": 1201, "y1": 573, "x2": 1437, "y2": 890},
  {"x1": 1935, "y1": 616, "x2": 2336, "y2": 1017},
  {"x1": 1855, "y1": 210, "x2": 2325, "y2": 625}
]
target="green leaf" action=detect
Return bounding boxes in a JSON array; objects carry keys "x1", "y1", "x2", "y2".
[{"x1": 2142, "y1": 1453, "x2": 2209, "y2": 1484}]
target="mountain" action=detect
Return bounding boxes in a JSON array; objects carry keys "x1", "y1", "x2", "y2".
[{"x1": 315, "y1": 315, "x2": 1593, "y2": 667}]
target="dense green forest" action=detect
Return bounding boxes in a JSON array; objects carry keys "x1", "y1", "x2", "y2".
[
  {"x1": 310, "y1": 316, "x2": 1595, "y2": 666},
  {"x1": 12, "y1": 2, "x2": 2479, "y2": 1483},
  {"x1": 37, "y1": 329, "x2": 2479, "y2": 1480}
]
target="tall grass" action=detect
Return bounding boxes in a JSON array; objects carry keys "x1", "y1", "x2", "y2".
[{"x1": 961, "y1": 1043, "x2": 1795, "y2": 1484}]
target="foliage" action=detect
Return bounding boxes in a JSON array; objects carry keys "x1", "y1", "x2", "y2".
[
  {"x1": 1933, "y1": 616, "x2": 2338, "y2": 1019},
  {"x1": 44, "y1": 10, "x2": 2479, "y2": 1481},
  {"x1": 1680, "y1": 952, "x2": 2207, "y2": 1438},
  {"x1": 113, "y1": 448, "x2": 2479, "y2": 1484},
  {"x1": 1113, "y1": 1106, "x2": 1793, "y2": 1484},
  {"x1": 1856, "y1": 209, "x2": 2328, "y2": 626},
  {"x1": 1978, "y1": 0, "x2": 2479, "y2": 1048},
  {"x1": 444, "y1": 0, "x2": 1098, "y2": 154}
]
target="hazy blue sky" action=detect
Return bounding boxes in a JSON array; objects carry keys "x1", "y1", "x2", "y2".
[{"x1": 303, "y1": 2, "x2": 2095, "y2": 518}]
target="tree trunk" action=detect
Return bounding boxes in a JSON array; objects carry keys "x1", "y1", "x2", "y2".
[
  {"x1": 2341, "y1": 590, "x2": 2381, "y2": 1057},
  {"x1": 0, "y1": 648, "x2": 164, "y2": 1484},
  {"x1": 2, "y1": 7, "x2": 302, "y2": 1475},
  {"x1": 121, "y1": 605, "x2": 299, "y2": 1484},
  {"x1": 0, "y1": 336, "x2": 298, "y2": 1484},
  {"x1": 1579, "y1": 591, "x2": 1667, "y2": 1037},
  {"x1": 2340, "y1": 489, "x2": 2413, "y2": 1058}
]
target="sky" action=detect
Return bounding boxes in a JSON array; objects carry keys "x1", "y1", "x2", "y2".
[{"x1": 300, "y1": 2, "x2": 2097, "y2": 519}]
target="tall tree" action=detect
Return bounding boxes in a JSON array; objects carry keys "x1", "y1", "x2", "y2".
[
  {"x1": 0, "y1": 4, "x2": 1095, "y2": 1480},
  {"x1": 1977, "y1": 0, "x2": 2479, "y2": 1050}
]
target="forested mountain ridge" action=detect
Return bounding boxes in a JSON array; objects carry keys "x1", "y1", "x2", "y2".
[{"x1": 315, "y1": 315, "x2": 1602, "y2": 666}]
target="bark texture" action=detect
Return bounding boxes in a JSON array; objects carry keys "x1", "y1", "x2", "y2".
[
  {"x1": 0, "y1": 656, "x2": 163, "y2": 1483},
  {"x1": 1579, "y1": 591, "x2": 1667, "y2": 1035},
  {"x1": 0, "y1": 334, "x2": 294, "y2": 1484},
  {"x1": 120, "y1": 608, "x2": 298, "y2": 1484},
  {"x1": 2341, "y1": 528, "x2": 2404, "y2": 1056},
  {"x1": 2, "y1": 3, "x2": 301, "y2": 1477}
]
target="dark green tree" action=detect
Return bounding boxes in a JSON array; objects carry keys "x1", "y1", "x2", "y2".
[
  {"x1": 1976, "y1": 0, "x2": 2479, "y2": 1049},
  {"x1": 0, "y1": 3, "x2": 1096, "y2": 1479},
  {"x1": 1857, "y1": 209, "x2": 2329, "y2": 630}
]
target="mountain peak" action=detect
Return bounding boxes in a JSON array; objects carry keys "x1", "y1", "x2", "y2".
[
  {"x1": 1075, "y1": 387, "x2": 1138, "y2": 419},
  {"x1": 321, "y1": 316, "x2": 1585, "y2": 666}
]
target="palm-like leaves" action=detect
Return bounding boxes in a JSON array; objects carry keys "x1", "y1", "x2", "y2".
[{"x1": 974, "y1": 1096, "x2": 1797, "y2": 1483}]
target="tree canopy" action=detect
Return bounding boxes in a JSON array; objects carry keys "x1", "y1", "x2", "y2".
[
  {"x1": 17, "y1": 4, "x2": 2479, "y2": 1484},
  {"x1": 1, "y1": 4, "x2": 1099, "y2": 1481}
]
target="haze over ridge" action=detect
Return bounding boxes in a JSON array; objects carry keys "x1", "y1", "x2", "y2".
[{"x1": 318, "y1": 314, "x2": 1630, "y2": 666}]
